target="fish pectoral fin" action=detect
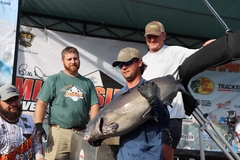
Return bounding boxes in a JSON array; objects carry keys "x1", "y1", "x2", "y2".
[
  {"x1": 142, "y1": 107, "x2": 152, "y2": 118},
  {"x1": 103, "y1": 122, "x2": 119, "y2": 133}
]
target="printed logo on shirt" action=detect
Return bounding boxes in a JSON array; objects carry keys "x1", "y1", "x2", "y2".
[
  {"x1": 1, "y1": 124, "x2": 7, "y2": 134},
  {"x1": 64, "y1": 85, "x2": 83, "y2": 101},
  {"x1": 190, "y1": 77, "x2": 214, "y2": 95},
  {"x1": 21, "y1": 117, "x2": 32, "y2": 129},
  {"x1": 0, "y1": 137, "x2": 33, "y2": 159}
]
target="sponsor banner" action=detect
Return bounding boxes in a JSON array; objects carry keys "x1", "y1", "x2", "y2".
[
  {"x1": 188, "y1": 63, "x2": 240, "y2": 121},
  {"x1": 0, "y1": 0, "x2": 19, "y2": 85},
  {"x1": 179, "y1": 62, "x2": 240, "y2": 152}
]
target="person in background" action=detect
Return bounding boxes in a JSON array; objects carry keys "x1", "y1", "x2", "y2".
[
  {"x1": 0, "y1": 84, "x2": 45, "y2": 160},
  {"x1": 142, "y1": 21, "x2": 215, "y2": 160},
  {"x1": 34, "y1": 47, "x2": 100, "y2": 160},
  {"x1": 112, "y1": 47, "x2": 170, "y2": 160}
]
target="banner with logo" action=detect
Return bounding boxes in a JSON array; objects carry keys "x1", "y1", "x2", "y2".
[
  {"x1": 178, "y1": 61, "x2": 240, "y2": 153},
  {"x1": 0, "y1": 0, "x2": 19, "y2": 85}
]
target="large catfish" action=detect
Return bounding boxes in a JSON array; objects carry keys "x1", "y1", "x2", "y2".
[{"x1": 83, "y1": 75, "x2": 192, "y2": 141}]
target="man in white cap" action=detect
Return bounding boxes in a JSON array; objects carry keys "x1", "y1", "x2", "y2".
[
  {"x1": 112, "y1": 47, "x2": 170, "y2": 160},
  {"x1": 0, "y1": 84, "x2": 45, "y2": 160},
  {"x1": 142, "y1": 21, "x2": 215, "y2": 160}
]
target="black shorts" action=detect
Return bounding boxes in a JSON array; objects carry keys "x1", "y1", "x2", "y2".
[{"x1": 162, "y1": 119, "x2": 182, "y2": 149}]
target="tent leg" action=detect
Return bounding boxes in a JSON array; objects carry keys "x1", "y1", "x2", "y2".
[
  {"x1": 198, "y1": 122, "x2": 206, "y2": 160},
  {"x1": 192, "y1": 107, "x2": 240, "y2": 160}
]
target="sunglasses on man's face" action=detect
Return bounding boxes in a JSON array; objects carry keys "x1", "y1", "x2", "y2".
[{"x1": 118, "y1": 58, "x2": 139, "y2": 69}]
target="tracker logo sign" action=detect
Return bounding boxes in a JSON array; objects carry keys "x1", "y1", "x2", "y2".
[
  {"x1": 218, "y1": 83, "x2": 240, "y2": 92},
  {"x1": 190, "y1": 77, "x2": 214, "y2": 95}
]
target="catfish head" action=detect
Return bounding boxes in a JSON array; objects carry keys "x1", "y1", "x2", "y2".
[{"x1": 83, "y1": 115, "x2": 119, "y2": 141}]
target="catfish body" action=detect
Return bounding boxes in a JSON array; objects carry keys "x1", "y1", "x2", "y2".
[{"x1": 83, "y1": 75, "x2": 191, "y2": 141}]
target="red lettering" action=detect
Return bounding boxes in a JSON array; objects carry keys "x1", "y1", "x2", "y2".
[
  {"x1": 113, "y1": 89, "x2": 120, "y2": 95},
  {"x1": 105, "y1": 88, "x2": 113, "y2": 106},
  {"x1": 32, "y1": 80, "x2": 43, "y2": 100},
  {"x1": 15, "y1": 78, "x2": 34, "y2": 100},
  {"x1": 208, "y1": 67, "x2": 216, "y2": 71},
  {"x1": 105, "y1": 88, "x2": 120, "y2": 106},
  {"x1": 96, "y1": 87, "x2": 105, "y2": 107},
  {"x1": 217, "y1": 103, "x2": 222, "y2": 108}
]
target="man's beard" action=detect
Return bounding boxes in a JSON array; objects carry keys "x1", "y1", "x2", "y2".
[
  {"x1": 0, "y1": 104, "x2": 22, "y2": 122},
  {"x1": 64, "y1": 64, "x2": 79, "y2": 72}
]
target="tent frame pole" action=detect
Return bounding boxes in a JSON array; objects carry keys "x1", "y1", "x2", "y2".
[{"x1": 203, "y1": 0, "x2": 231, "y2": 33}]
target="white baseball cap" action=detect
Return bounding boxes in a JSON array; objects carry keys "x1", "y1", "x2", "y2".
[{"x1": 0, "y1": 84, "x2": 20, "y2": 101}]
